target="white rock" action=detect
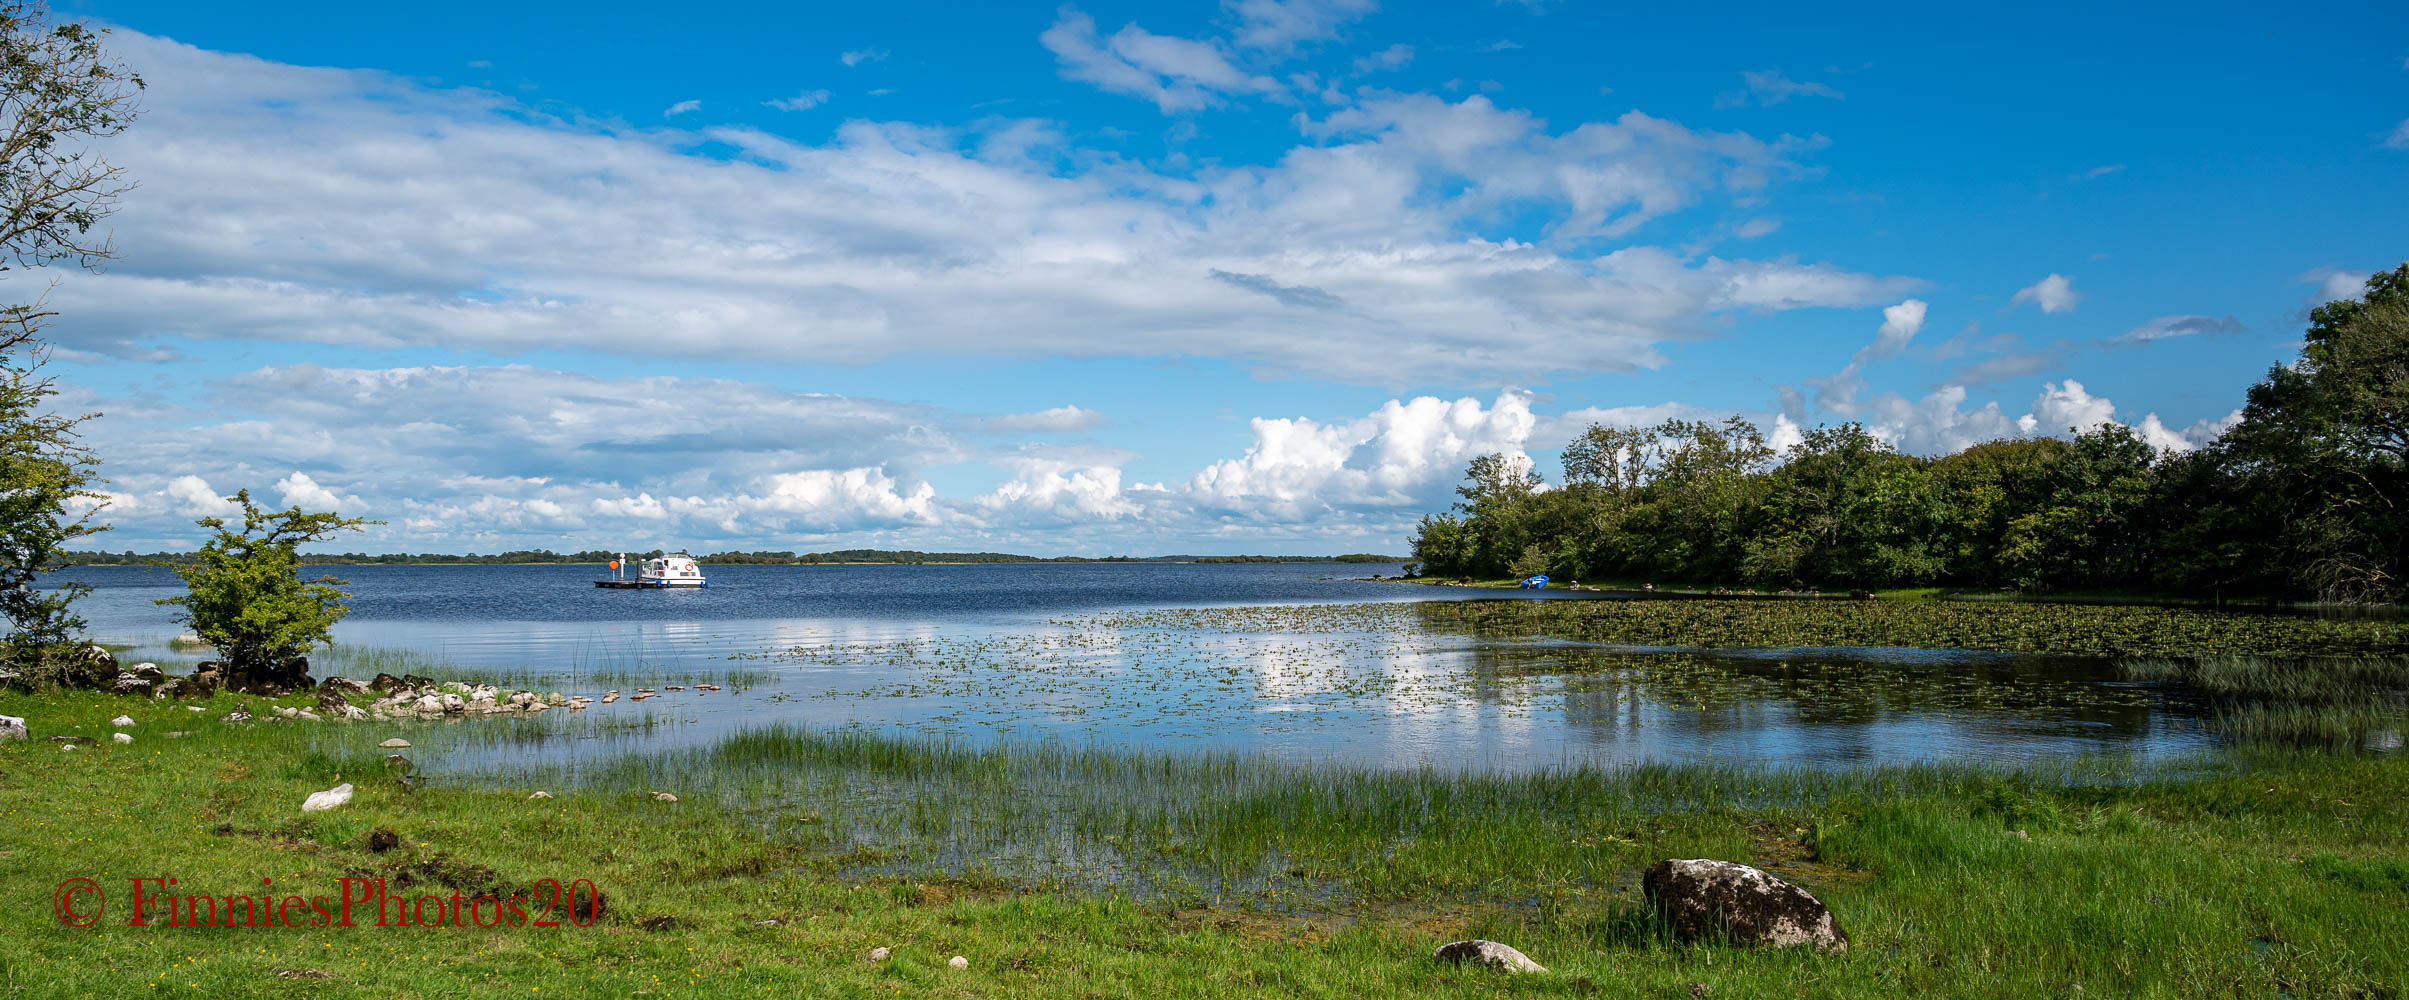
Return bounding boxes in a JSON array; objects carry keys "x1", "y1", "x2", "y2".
[
  {"x1": 113, "y1": 732, "x2": 133, "y2": 744},
  {"x1": 0, "y1": 715, "x2": 26, "y2": 740},
  {"x1": 947, "y1": 955, "x2": 968, "y2": 971},
  {"x1": 274, "y1": 706, "x2": 299, "y2": 718},
  {"x1": 867, "y1": 947, "x2": 889, "y2": 962},
  {"x1": 1433, "y1": 940, "x2": 1546, "y2": 973},
  {"x1": 61, "y1": 742, "x2": 79, "y2": 751},
  {"x1": 111, "y1": 715, "x2": 135, "y2": 728},
  {"x1": 440, "y1": 693, "x2": 464, "y2": 712},
  {"x1": 185, "y1": 706, "x2": 205, "y2": 712},
  {"x1": 652, "y1": 792, "x2": 678, "y2": 803},
  {"x1": 301, "y1": 783, "x2": 355, "y2": 812},
  {"x1": 528, "y1": 791, "x2": 552, "y2": 800},
  {"x1": 379, "y1": 738, "x2": 411, "y2": 748},
  {"x1": 297, "y1": 710, "x2": 321, "y2": 722},
  {"x1": 413, "y1": 695, "x2": 443, "y2": 713},
  {"x1": 342, "y1": 705, "x2": 368, "y2": 721}
]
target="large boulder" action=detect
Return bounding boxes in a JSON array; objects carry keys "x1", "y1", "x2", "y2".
[
  {"x1": 112, "y1": 673, "x2": 154, "y2": 696},
  {"x1": 1642, "y1": 859, "x2": 1848, "y2": 952},
  {"x1": 0, "y1": 715, "x2": 25, "y2": 740},
  {"x1": 1433, "y1": 939, "x2": 1546, "y2": 973},
  {"x1": 316, "y1": 690, "x2": 355, "y2": 715},
  {"x1": 367, "y1": 672, "x2": 408, "y2": 693},
  {"x1": 318, "y1": 676, "x2": 372, "y2": 698}
]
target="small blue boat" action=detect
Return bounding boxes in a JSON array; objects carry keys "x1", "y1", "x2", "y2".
[{"x1": 1518, "y1": 574, "x2": 1549, "y2": 589}]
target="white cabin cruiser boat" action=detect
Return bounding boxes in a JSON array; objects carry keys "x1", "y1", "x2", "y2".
[
  {"x1": 596, "y1": 552, "x2": 707, "y2": 588},
  {"x1": 639, "y1": 554, "x2": 707, "y2": 587}
]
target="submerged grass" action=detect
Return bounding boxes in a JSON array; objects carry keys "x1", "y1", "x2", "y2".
[
  {"x1": 3, "y1": 685, "x2": 2406, "y2": 998},
  {"x1": 2121, "y1": 655, "x2": 2408, "y2": 750}
]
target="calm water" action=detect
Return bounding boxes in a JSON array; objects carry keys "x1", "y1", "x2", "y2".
[{"x1": 56, "y1": 562, "x2": 2219, "y2": 770}]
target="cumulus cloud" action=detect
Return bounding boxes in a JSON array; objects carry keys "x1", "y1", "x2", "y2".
[
  {"x1": 74, "y1": 363, "x2": 1561, "y2": 552},
  {"x1": 1187, "y1": 392, "x2": 1537, "y2": 518},
  {"x1": 165, "y1": 475, "x2": 231, "y2": 516},
  {"x1": 1860, "y1": 378, "x2": 2233, "y2": 456},
  {"x1": 1869, "y1": 298, "x2": 1927, "y2": 358},
  {"x1": 2010, "y1": 273, "x2": 2081, "y2": 314},
  {"x1": 2004, "y1": 272, "x2": 2081, "y2": 315},
  {"x1": 1793, "y1": 298, "x2": 1928, "y2": 416},
  {"x1": 274, "y1": 472, "x2": 363, "y2": 513},
  {"x1": 2111, "y1": 314, "x2": 2244, "y2": 345}
]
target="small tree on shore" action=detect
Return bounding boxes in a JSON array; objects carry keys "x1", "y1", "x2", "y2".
[{"x1": 158, "y1": 491, "x2": 374, "y2": 687}]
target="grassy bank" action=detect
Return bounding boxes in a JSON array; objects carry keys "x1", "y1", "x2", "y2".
[{"x1": 3, "y1": 683, "x2": 2406, "y2": 998}]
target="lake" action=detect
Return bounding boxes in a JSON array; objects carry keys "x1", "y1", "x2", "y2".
[{"x1": 57, "y1": 562, "x2": 2231, "y2": 770}]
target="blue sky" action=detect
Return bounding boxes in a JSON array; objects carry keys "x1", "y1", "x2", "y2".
[{"x1": 36, "y1": 0, "x2": 2409, "y2": 554}]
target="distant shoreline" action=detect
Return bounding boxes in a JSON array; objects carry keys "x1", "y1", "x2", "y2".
[{"x1": 60, "y1": 552, "x2": 1407, "y2": 568}]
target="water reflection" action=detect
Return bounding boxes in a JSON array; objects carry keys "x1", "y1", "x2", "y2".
[{"x1": 51, "y1": 563, "x2": 2292, "y2": 771}]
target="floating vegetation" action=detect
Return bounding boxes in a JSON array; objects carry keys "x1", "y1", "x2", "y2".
[{"x1": 1414, "y1": 599, "x2": 2409, "y2": 657}]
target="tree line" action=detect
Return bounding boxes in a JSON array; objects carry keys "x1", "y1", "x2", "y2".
[{"x1": 1412, "y1": 265, "x2": 2409, "y2": 603}]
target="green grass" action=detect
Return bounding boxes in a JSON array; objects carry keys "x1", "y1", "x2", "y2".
[{"x1": 4, "y1": 680, "x2": 2407, "y2": 998}]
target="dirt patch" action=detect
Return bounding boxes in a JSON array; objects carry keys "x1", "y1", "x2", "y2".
[{"x1": 366, "y1": 828, "x2": 399, "y2": 853}]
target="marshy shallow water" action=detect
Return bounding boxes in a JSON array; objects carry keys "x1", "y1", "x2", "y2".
[{"x1": 57, "y1": 563, "x2": 2409, "y2": 772}]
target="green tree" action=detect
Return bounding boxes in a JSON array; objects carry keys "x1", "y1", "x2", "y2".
[
  {"x1": 158, "y1": 491, "x2": 374, "y2": 690},
  {"x1": 0, "y1": 3, "x2": 141, "y2": 673},
  {"x1": 2216, "y1": 264, "x2": 2409, "y2": 600}
]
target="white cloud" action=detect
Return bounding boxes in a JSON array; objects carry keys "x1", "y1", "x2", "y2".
[
  {"x1": 1870, "y1": 298, "x2": 1927, "y2": 358},
  {"x1": 1351, "y1": 43, "x2": 1413, "y2": 74},
  {"x1": 2082, "y1": 164, "x2": 2125, "y2": 179},
  {"x1": 1040, "y1": 10, "x2": 1279, "y2": 112},
  {"x1": 1187, "y1": 392, "x2": 1537, "y2": 517},
  {"x1": 274, "y1": 471, "x2": 362, "y2": 513},
  {"x1": 2302, "y1": 267, "x2": 2369, "y2": 305},
  {"x1": 2027, "y1": 378, "x2": 2118, "y2": 435},
  {"x1": 764, "y1": 90, "x2": 830, "y2": 111},
  {"x1": 2010, "y1": 273, "x2": 2080, "y2": 314},
  {"x1": 52, "y1": 34, "x2": 1909, "y2": 386},
  {"x1": 982, "y1": 406, "x2": 1106, "y2": 433},
  {"x1": 663, "y1": 99, "x2": 701, "y2": 116},
  {"x1": 2112, "y1": 314, "x2": 2244, "y2": 344},
  {"x1": 1716, "y1": 69, "x2": 1843, "y2": 109},
  {"x1": 1858, "y1": 378, "x2": 2227, "y2": 457},
  {"x1": 164, "y1": 475, "x2": 232, "y2": 517},
  {"x1": 1793, "y1": 298, "x2": 1928, "y2": 416},
  {"x1": 1225, "y1": 0, "x2": 1377, "y2": 53},
  {"x1": 840, "y1": 49, "x2": 888, "y2": 67},
  {"x1": 2385, "y1": 118, "x2": 2409, "y2": 150}
]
